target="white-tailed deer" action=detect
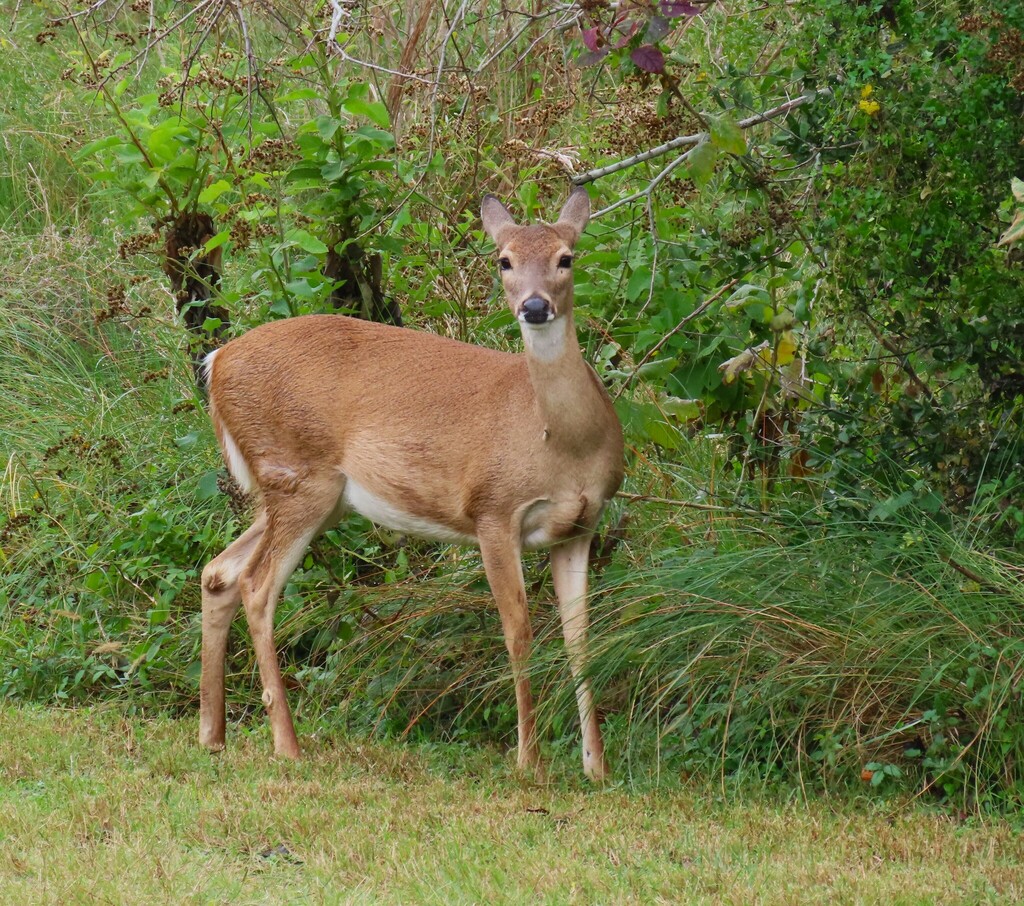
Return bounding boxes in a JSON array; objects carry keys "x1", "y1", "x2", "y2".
[{"x1": 198, "y1": 188, "x2": 624, "y2": 780}]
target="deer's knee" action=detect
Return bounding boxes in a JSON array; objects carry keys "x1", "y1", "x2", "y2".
[{"x1": 202, "y1": 561, "x2": 231, "y2": 597}]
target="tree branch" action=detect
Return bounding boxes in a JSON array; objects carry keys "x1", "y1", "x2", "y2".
[{"x1": 573, "y1": 90, "x2": 830, "y2": 186}]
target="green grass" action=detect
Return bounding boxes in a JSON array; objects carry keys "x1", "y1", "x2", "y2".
[{"x1": 1, "y1": 704, "x2": 1022, "y2": 905}]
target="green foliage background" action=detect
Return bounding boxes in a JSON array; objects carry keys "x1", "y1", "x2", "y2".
[{"x1": 1, "y1": 0, "x2": 1023, "y2": 806}]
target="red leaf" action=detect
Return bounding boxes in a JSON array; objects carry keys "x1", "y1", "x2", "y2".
[
  {"x1": 581, "y1": 26, "x2": 602, "y2": 52},
  {"x1": 660, "y1": 1, "x2": 701, "y2": 17},
  {"x1": 576, "y1": 48, "x2": 610, "y2": 68},
  {"x1": 631, "y1": 44, "x2": 665, "y2": 73},
  {"x1": 645, "y1": 15, "x2": 672, "y2": 43},
  {"x1": 612, "y1": 20, "x2": 639, "y2": 49}
]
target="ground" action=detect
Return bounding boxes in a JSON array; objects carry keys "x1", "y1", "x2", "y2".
[{"x1": 0, "y1": 705, "x2": 1021, "y2": 904}]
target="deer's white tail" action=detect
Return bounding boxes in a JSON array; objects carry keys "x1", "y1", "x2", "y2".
[{"x1": 203, "y1": 348, "x2": 255, "y2": 495}]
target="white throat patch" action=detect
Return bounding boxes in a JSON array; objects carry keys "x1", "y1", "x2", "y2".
[{"x1": 520, "y1": 318, "x2": 570, "y2": 363}]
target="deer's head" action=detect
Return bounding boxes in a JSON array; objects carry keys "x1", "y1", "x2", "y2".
[{"x1": 481, "y1": 188, "x2": 590, "y2": 329}]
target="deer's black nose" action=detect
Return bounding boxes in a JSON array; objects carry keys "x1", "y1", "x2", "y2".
[{"x1": 521, "y1": 297, "x2": 551, "y2": 324}]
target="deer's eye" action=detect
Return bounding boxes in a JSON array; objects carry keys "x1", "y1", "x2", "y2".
[
  {"x1": 558, "y1": 255, "x2": 573, "y2": 269},
  {"x1": 498, "y1": 257, "x2": 512, "y2": 271}
]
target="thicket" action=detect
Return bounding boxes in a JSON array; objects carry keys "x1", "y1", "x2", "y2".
[{"x1": 2, "y1": 0, "x2": 1023, "y2": 807}]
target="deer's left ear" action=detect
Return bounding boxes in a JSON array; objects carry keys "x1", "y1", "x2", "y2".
[
  {"x1": 554, "y1": 186, "x2": 590, "y2": 246},
  {"x1": 481, "y1": 195, "x2": 517, "y2": 247}
]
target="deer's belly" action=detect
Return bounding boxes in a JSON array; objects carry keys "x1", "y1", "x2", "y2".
[{"x1": 342, "y1": 478, "x2": 476, "y2": 544}]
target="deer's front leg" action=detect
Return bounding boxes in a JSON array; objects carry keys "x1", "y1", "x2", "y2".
[
  {"x1": 550, "y1": 533, "x2": 609, "y2": 782},
  {"x1": 478, "y1": 526, "x2": 542, "y2": 777}
]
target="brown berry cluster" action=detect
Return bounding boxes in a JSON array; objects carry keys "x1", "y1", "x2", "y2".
[
  {"x1": 44, "y1": 432, "x2": 124, "y2": 474},
  {"x1": 246, "y1": 138, "x2": 300, "y2": 170},
  {"x1": 218, "y1": 473, "x2": 252, "y2": 517},
  {"x1": 596, "y1": 81, "x2": 701, "y2": 157},
  {"x1": 118, "y1": 230, "x2": 161, "y2": 259}
]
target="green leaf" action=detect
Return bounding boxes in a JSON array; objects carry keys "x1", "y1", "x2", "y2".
[
  {"x1": 278, "y1": 87, "x2": 320, "y2": 102},
  {"x1": 146, "y1": 121, "x2": 191, "y2": 164},
  {"x1": 114, "y1": 146, "x2": 146, "y2": 166},
  {"x1": 724, "y1": 283, "x2": 770, "y2": 309},
  {"x1": 284, "y1": 278, "x2": 319, "y2": 299},
  {"x1": 197, "y1": 470, "x2": 221, "y2": 500},
  {"x1": 1012, "y1": 177, "x2": 1024, "y2": 204},
  {"x1": 343, "y1": 96, "x2": 390, "y2": 128},
  {"x1": 269, "y1": 298, "x2": 292, "y2": 318},
  {"x1": 687, "y1": 141, "x2": 719, "y2": 187},
  {"x1": 626, "y1": 266, "x2": 652, "y2": 302},
  {"x1": 636, "y1": 357, "x2": 679, "y2": 380},
  {"x1": 284, "y1": 228, "x2": 328, "y2": 255},
  {"x1": 286, "y1": 163, "x2": 325, "y2": 185},
  {"x1": 321, "y1": 159, "x2": 349, "y2": 182},
  {"x1": 198, "y1": 179, "x2": 232, "y2": 204},
  {"x1": 351, "y1": 126, "x2": 395, "y2": 150},
  {"x1": 997, "y1": 211, "x2": 1024, "y2": 248},
  {"x1": 660, "y1": 396, "x2": 701, "y2": 419},
  {"x1": 203, "y1": 230, "x2": 231, "y2": 254},
  {"x1": 75, "y1": 134, "x2": 125, "y2": 161},
  {"x1": 868, "y1": 490, "x2": 915, "y2": 522},
  {"x1": 315, "y1": 115, "x2": 342, "y2": 142},
  {"x1": 643, "y1": 415, "x2": 683, "y2": 450},
  {"x1": 174, "y1": 431, "x2": 200, "y2": 449},
  {"x1": 710, "y1": 115, "x2": 747, "y2": 155}
]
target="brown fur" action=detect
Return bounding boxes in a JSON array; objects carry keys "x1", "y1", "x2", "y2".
[{"x1": 198, "y1": 189, "x2": 624, "y2": 781}]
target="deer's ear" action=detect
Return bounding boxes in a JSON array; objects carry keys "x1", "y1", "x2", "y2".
[
  {"x1": 554, "y1": 186, "x2": 590, "y2": 246},
  {"x1": 481, "y1": 195, "x2": 517, "y2": 246}
]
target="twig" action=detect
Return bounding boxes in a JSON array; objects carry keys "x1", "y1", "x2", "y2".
[
  {"x1": 51, "y1": 0, "x2": 112, "y2": 22},
  {"x1": 613, "y1": 277, "x2": 740, "y2": 399},
  {"x1": 473, "y1": 3, "x2": 575, "y2": 74},
  {"x1": 572, "y1": 90, "x2": 829, "y2": 185},
  {"x1": 76, "y1": 0, "x2": 221, "y2": 87},
  {"x1": 326, "y1": 0, "x2": 436, "y2": 85},
  {"x1": 861, "y1": 314, "x2": 935, "y2": 402},
  {"x1": 615, "y1": 492, "x2": 743, "y2": 515},
  {"x1": 592, "y1": 144, "x2": 700, "y2": 219},
  {"x1": 426, "y1": 0, "x2": 471, "y2": 165}
]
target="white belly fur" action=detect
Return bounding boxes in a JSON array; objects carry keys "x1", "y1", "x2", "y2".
[{"x1": 342, "y1": 478, "x2": 475, "y2": 544}]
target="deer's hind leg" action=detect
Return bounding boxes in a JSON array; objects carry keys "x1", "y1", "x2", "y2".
[
  {"x1": 199, "y1": 510, "x2": 268, "y2": 751},
  {"x1": 237, "y1": 475, "x2": 346, "y2": 758}
]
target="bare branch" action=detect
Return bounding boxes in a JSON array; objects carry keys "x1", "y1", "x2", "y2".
[
  {"x1": 325, "y1": 0, "x2": 436, "y2": 85},
  {"x1": 573, "y1": 90, "x2": 830, "y2": 185},
  {"x1": 592, "y1": 144, "x2": 699, "y2": 219}
]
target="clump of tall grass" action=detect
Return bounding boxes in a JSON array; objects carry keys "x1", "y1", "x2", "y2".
[
  {"x1": 278, "y1": 463, "x2": 1024, "y2": 807},
  {"x1": 576, "y1": 502, "x2": 1024, "y2": 801},
  {"x1": 0, "y1": 251, "x2": 224, "y2": 702}
]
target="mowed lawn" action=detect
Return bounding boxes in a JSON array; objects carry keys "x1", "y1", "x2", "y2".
[{"x1": 0, "y1": 705, "x2": 1021, "y2": 904}]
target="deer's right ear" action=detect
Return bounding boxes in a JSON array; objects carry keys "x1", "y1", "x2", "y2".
[{"x1": 481, "y1": 195, "x2": 517, "y2": 246}]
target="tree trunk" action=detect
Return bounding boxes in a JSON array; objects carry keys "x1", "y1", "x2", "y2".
[
  {"x1": 163, "y1": 211, "x2": 230, "y2": 386},
  {"x1": 324, "y1": 226, "x2": 402, "y2": 326}
]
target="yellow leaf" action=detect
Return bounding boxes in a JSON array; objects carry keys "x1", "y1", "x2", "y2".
[
  {"x1": 997, "y1": 210, "x2": 1024, "y2": 247},
  {"x1": 718, "y1": 341, "x2": 769, "y2": 384},
  {"x1": 776, "y1": 330, "x2": 798, "y2": 366}
]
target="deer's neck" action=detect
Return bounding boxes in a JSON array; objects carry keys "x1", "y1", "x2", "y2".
[{"x1": 520, "y1": 316, "x2": 608, "y2": 451}]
